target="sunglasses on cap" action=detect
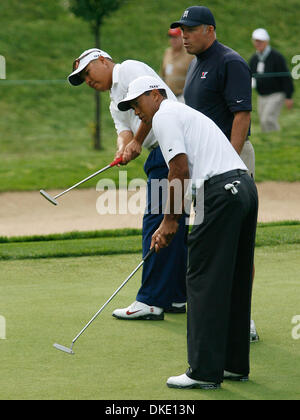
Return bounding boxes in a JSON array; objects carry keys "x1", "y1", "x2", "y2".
[{"x1": 72, "y1": 49, "x2": 101, "y2": 71}]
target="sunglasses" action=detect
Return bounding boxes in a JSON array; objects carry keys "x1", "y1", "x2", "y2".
[{"x1": 72, "y1": 49, "x2": 101, "y2": 71}]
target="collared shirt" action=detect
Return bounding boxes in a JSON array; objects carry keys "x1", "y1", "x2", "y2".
[
  {"x1": 152, "y1": 100, "x2": 247, "y2": 191},
  {"x1": 109, "y1": 60, "x2": 177, "y2": 150},
  {"x1": 249, "y1": 47, "x2": 294, "y2": 98},
  {"x1": 184, "y1": 40, "x2": 252, "y2": 140},
  {"x1": 256, "y1": 45, "x2": 272, "y2": 63}
]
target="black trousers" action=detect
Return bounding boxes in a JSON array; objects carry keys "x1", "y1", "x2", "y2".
[{"x1": 186, "y1": 171, "x2": 258, "y2": 384}]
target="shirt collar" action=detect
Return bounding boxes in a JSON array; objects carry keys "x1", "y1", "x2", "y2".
[
  {"x1": 196, "y1": 40, "x2": 219, "y2": 60},
  {"x1": 159, "y1": 99, "x2": 169, "y2": 111},
  {"x1": 256, "y1": 45, "x2": 272, "y2": 62},
  {"x1": 111, "y1": 63, "x2": 121, "y2": 89}
]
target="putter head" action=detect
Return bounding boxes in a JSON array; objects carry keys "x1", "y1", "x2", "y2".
[
  {"x1": 53, "y1": 343, "x2": 74, "y2": 355},
  {"x1": 40, "y1": 190, "x2": 58, "y2": 206}
]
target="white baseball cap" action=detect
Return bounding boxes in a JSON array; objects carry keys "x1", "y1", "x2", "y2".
[
  {"x1": 68, "y1": 48, "x2": 112, "y2": 86},
  {"x1": 118, "y1": 76, "x2": 165, "y2": 111},
  {"x1": 252, "y1": 28, "x2": 270, "y2": 41}
]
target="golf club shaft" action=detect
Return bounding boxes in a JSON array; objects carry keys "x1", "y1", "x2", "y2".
[
  {"x1": 54, "y1": 157, "x2": 123, "y2": 200},
  {"x1": 53, "y1": 165, "x2": 108, "y2": 199},
  {"x1": 71, "y1": 248, "x2": 155, "y2": 348}
]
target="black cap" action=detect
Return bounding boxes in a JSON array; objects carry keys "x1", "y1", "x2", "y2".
[{"x1": 170, "y1": 6, "x2": 216, "y2": 29}]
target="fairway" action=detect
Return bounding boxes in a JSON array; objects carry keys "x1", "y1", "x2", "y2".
[{"x1": 0, "y1": 245, "x2": 299, "y2": 400}]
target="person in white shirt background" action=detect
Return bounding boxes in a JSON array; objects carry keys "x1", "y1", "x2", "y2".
[
  {"x1": 68, "y1": 49, "x2": 188, "y2": 320},
  {"x1": 118, "y1": 76, "x2": 258, "y2": 390},
  {"x1": 249, "y1": 28, "x2": 294, "y2": 132}
]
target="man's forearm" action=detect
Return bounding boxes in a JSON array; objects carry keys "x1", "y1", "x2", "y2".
[
  {"x1": 115, "y1": 130, "x2": 133, "y2": 161},
  {"x1": 164, "y1": 154, "x2": 190, "y2": 222},
  {"x1": 230, "y1": 111, "x2": 251, "y2": 155},
  {"x1": 122, "y1": 122, "x2": 152, "y2": 163},
  {"x1": 150, "y1": 154, "x2": 189, "y2": 252},
  {"x1": 117, "y1": 130, "x2": 133, "y2": 151},
  {"x1": 134, "y1": 121, "x2": 152, "y2": 145}
]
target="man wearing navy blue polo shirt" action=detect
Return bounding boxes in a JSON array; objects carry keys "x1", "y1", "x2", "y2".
[
  {"x1": 170, "y1": 5, "x2": 259, "y2": 343},
  {"x1": 170, "y1": 6, "x2": 255, "y2": 177}
]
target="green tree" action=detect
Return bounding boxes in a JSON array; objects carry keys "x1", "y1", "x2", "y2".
[{"x1": 69, "y1": 0, "x2": 123, "y2": 150}]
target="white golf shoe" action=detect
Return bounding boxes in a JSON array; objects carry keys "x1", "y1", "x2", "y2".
[
  {"x1": 166, "y1": 373, "x2": 220, "y2": 390},
  {"x1": 112, "y1": 301, "x2": 164, "y2": 320}
]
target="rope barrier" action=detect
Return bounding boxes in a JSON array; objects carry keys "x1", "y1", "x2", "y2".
[
  {"x1": 0, "y1": 79, "x2": 68, "y2": 85},
  {"x1": 0, "y1": 72, "x2": 294, "y2": 86},
  {"x1": 252, "y1": 72, "x2": 292, "y2": 79}
]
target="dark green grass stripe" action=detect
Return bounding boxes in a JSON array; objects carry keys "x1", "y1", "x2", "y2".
[
  {"x1": 0, "y1": 223, "x2": 299, "y2": 261},
  {"x1": 258, "y1": 221, "x2": 300, "y2": 228},
  {"x1": 0, "y1": 221, "x2": 299, "y2": 244},
  {"x1": 255, "y1": 223, "x2": 300, "y2": 247},
  {"x1": 0, "y1": 235, "x2": 142, "y2": 261},
  {"x1": 0, "y1": 228, "x2": 142, "y2": 244}
]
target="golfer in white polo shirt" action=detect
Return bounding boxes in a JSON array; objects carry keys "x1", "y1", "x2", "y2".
[
  {"x1": 68, "y1": 49, "x2": 189, "y2": 320},
  {"x1": 118, "y1": 76, "x2": 258, "y2": 390}
]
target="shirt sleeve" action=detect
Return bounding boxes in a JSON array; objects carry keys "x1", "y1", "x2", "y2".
[
  {"x1": 152, "y1": 111, "x2": 187, "y2": 166},
  {"x1": 110, "y1": 60, "x2": 176, "y2": 135},
  {"x1": 222, "y1": 59, "x2": 252, "y2": 113},
  {"x1": 248, "y1": 54, "x2": 258, "y2": 75},
  {"x1": 109, "y1": 101, "x2": 132, "y2": 134},
  {"x1": 275, "y1": 53, "x2": 295, "y2": 99},
  {"x1": 119, "y1": 61, "x2": 156, "y2": 89}
]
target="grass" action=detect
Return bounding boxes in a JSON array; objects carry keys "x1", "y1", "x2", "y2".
[
  {"x1": 0, "y1": 243, "x2": 299, "y2": 400},
  {"x1": 0, "y1": 0, "x2": 299, "y2": 400},
  {"x1": 0, "y1": 0, "x2": 299, "y2": 191},
  {"x1": 0, "y1": 235, "x2": 142, "y2": 261},
  {"x1": 250, "y1": 92, "x2": 300, "y2": 181},
  {"x1": 0, "y1": 228, "x2": 142, "y2": 244},
  {"x1": 0, "y1": 222, "x2": 299, "y2": 260}
]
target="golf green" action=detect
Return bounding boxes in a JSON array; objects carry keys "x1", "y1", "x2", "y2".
[{"x1": 0, "y1": 246, "x2": 299, "y2": 400}]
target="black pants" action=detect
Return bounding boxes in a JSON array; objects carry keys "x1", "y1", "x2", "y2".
[{"x1": 186, "y1": 171, "x2": 258, "y2": 384}]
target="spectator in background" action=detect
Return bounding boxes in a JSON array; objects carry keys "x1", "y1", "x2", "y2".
[
  {"x1": 0, "y1": 55, "x2": 6, "y2": 79},
  {"x1": 161, "y1": 28, "x2": 194, "y2": 102},
  {"x1": 249, "y1": 28, "x2": 294, "y2": 132}
]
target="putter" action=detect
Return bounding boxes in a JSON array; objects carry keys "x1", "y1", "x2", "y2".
[
  {"x1": 40, "y1": 156, "x2": 123, "y2": 205},
  {"x1": 54, "y1": 247, "x2": 155, "y2": 355}
]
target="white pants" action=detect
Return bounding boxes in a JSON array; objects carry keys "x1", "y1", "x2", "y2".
[{"x1": 258, "y1": 92, "x2": 285, "y2": 132}]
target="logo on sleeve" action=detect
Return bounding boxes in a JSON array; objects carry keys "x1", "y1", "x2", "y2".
[{"x1": 201, "y1": 72, "x2": 208, "y2": 79}]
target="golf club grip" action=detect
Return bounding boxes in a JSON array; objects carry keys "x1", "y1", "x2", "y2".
[
  {"x1": 110, "y1": 157, "x2": 123, "y2": 167},
  {"x1": 143, "y1": 247, "x2": 155, "y2": 262}
]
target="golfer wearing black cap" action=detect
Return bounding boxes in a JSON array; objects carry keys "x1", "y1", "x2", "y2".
[{"x1": 171, "y1": 5, "x2": 259, "y2": 343}]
